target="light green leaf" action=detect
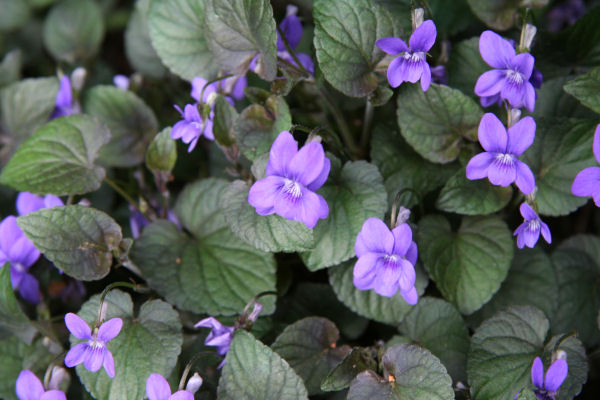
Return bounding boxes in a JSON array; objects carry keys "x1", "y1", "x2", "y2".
[
  {"x1": 563, "y1": 67, "x2": 600, "y2": 115},
  {"x1": 543, "y1": 334, "x2": 588, "y2": 400},
  {"x1": 321, "y1": 347, "x2": 378, "y2": 392},
  {"x1": 466, "y1": 0, "x2": 548, "y2": 30},
  {"x1": 84, "y1": 85, "x2": 158, "y2": 167},
  {"x1": 397, "y1": 84, "x2": 482, "y2": 164},
  {"x1": 222, "y1": 180, "x2": 315, "y2": 253},
  {"x1": 347, "y1": 344, "x2": 454, "y2": 400},
  {"x1": 0, "y1": 264, "x2": 37, "y2": 344},
  {"x1": 234, "y1": 95, "x2": 291, "y2": 161},
  {"x1": 131, "y1": 178, "x2": 276, "y2": 315},
  {"x1": 0, "y1": 0, "x2": 30, "y2": 32},
  {"x1": 468, "y1": 306, "x2": 549, "y2": 400},
  {"x1": 218, "y1": 330, "x2": 309, "y2": 400},
  {"x1": 43, "y1": 0, "x2": 104, "y2": 63},
  {"x1": 204, "y1": 0, "x2": 278, "y2": 81},
  {"x1": 17, "y1": 205, "x2": 122, "y2": 281},
  {"x1": 125, "y1": 0, "x2": 166, "y2": 78},
  {"x1": 436, "y1": 168, "x2": 513, "y2": 215},
  {"x1": 328, "y1": 260, "x2": 428, "y2": 325},
  {"x1": 75, "y1": 290, "x2": 183, "y2": 400},
  {"x1": 301, "y1": 159, "x2": 387, "y2": 271},
  {"x1": 551, "y1": 235, "x2": 600, "y2": 347},
  {"x1": 148, "y1": 0, "x2": 217, "y2": 81},
  {"x1": 521, "y1": 118, "x2": 597, "y2": 216},
  {"x1": 272, "y1": 317, "x2": 350, "y2": 395},
  {"x1": 145, "y1": 127, "x2": 177, "y2": 173},
  {"x1": 0, "y1": 115, "x2": 110, "y2": 195},
  {"x1": 399, "y1": 297, "x2": 470, "y2": 382},
  {"x1": 0, "y1": 77, "x2": 58, "y2": 164},
  {"x1": 313, "y1": 0, "x2": 401, "y2": 97},
  {"x1": 371, "y1": 123, "x2": 457, "y2": 209},
  {"x1": 418, "y1": 215, "x2": 513, "y2": 314}
]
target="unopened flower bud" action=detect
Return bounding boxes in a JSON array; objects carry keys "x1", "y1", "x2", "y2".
[
  {"x1": 522, "y1": 24, "x2": 537, "y2": 52},
  {"x1": 525, "y1": 186, "x2": 538, "y2": 203},
  {"x1": 70, "y1": 67, "x2": 87, "y2": 91},
  {"x1": 412, "y1": 8, "x2": 424, "y2": 30},
  {"x1": 553, "y1": 349, "x2": 568, "y2": 362},
  {"x1": 248, "y1": 302, "x2": 263, "y2": 324},
  {"x1": 99, "y1": 301, "x2": 108, "y2": 322},
  {"x1": 185, "y1": 372, "x2": 203, "y2": 394},
  {"x1": 286, "y1": 4, "x2": 298, "y2": 16},
  {"x1": 395, "y1": 207, "x2": 411, "y2": 227},
  {"x1": 306, "y1": 132, "x2": 323, "y2": 144},
  {"x1": 206, "y1": 91, "x2": 218, "y2": 107},
  {"x1": 508, "y1": 108, "x2": 521, "y2": 127},
  {"x1": 48, "y1": 366, "x2": 69, "y2": 390}
]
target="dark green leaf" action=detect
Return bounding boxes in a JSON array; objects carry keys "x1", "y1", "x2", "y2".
[
  {"x1": 222, "y1": 180, "x2": 315, "y2": 253},
  {"x1": 43, "y1": 0, "x2": 104, "y2": 62},
  {"x1": 466, "y1": 0, "x2": 547, "y2": 30},
  {"x1": 0, "y1": 114, "x2": 110, "y2": 195},
  {"x1": 447, "y1": 37, "x2": 488, "y2": 97},
  {"x1": 234, "y1": 95, "x2": 291, "y2": 161},
  {"x1": 0, "y1": 0, "x2": 30, "y2": 32},
  {"x1": 125, "y1": 0, "x2": 166, "y2": 78},
  {"x1": 515, "y1": 389, "x2": 538, "y2": 400},
  {"x1": 563, "y1": 67, "x2": 600, "y2": 115},
  {"x1": 313, "y1": 0, "x2": 401, "y2": 97},
  {"x1": 399, "y1": 297, "x2": 470, "y2": 382},
  {"x1": 328, "y1": 260, "x2": 428, "y2": 325},
  {"x1": 428, "y1": 0, "x2": 477, "y2": 36},
  {"x1": 272, "y1": 317, "x2": 350, "y2": 395},
  {"x1": 147, "y1": 0, "x2": 217, "y2": 81},
  {"x1": 534, "y1": 76, "x2": 596, "y2": 119},
  {"x1": 543, "y1": 334, "x2": 588, "y2": 400},
  {"x1": 75, "y1": 290, "x2": 183, "y2": 400},
  {"x1": 0, "y1": 264, "x2": 36, "y2": 344},
  {"x1": 131, "y1": 179, "x2": 276, "y2": 315},
  {"x1": 397, "y1": 84, "x2": 482, "y2": 164},
  {"x1": 468, "y1": 306, "x2": 549, "y2": 400},
  {"x1": 145, "y1": 127, "x2": 177, "y2": 173},
  {"x1": 418, "y1": 215, "x2": 513, "y2": 314},
  {"x1": 436, "y1": 168, "x2": 513, "y2": 215},
  {"x1": 218, "y1": 330, "x2": 309, "y2": 400},
  {"x1": 84, "y1": 85, "x2": 158, "y2": 167},
  {"x1": 321, "y1": 347, "x2": 378, "y2": 392},
  {"x1": 0, "y1": 50, "x2": 22, "y2": 88},
  {"x1": 204, "y1": 0, "x2": 278, "y2": 81},
  {"x1": 213, "y1": 95, "x2": 239, "y2": 147},
  {"x1": 300, "y1": 159, "x2": 388, "y2": 271},
  {"x1": 521, "y1": 118, "x2": 597, "y2": 216},
  {"x1": 17, "y1": 205, "x2": 122, "y2": 281}
]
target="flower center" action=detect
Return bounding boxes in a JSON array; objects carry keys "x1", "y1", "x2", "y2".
[
  {"x1": 88, "y1": 339, "x2": 105, "y2": 349},
  {"x1": 13, "y1": 262, "x2": 26, "y2": 273},
  {"x1": 403, "y1": 51, "x2": 425, "y2": 62},
  {"x1": 495, "y1": 153, "x2": 515, "y2": 165},
  {"x1": 506, "y1": 69, "x2": 524, "y2": 84},
  {"x1": 527, "y1": 218, "x2": 541, "y2": 232},
  {"x1": 282, "y1": 179, "x2": 302, "y2": 200}
]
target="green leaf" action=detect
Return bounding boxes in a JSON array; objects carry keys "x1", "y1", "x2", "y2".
[
  {"x1": 0, "y1": 50, "x2": 22, "y2": 88},
  {"x1": 0, "y1": 77, "x2": 58, "y2": 164},
  {"x1": 427, "y1": 0, "x2": 477, "y2": 36},
  {"x1": 534, "y1": 76, "x2": 596, "y2": 119},
  {"x1": 515, "y1": 389, "x2": 537, "y2": 400},
  {"x1": 145, "y1": 127, "x2": 177, "y2": 173},
  {"x1": 521, "y1": 118, "x2": 597, "y2": 216},
  {"x1": 447, "y1": 37, "x2": 489, "y2": 97},
  {"x1": 147, "y1": 0, "x2": 217, "y2": 81},
  {"x1": 74, "y1": 290, "x2": 183, "y2": 400},
  {"x1": 234, "y1": 95, "x2": 291, "y2": 161},
  {"x1": 436, "y1": 168, "x2": 513, "y2": 215},
  {"x1": 131, "y1": 178, "x2": 276, "y2": 315},
  {"x1": 470, "y1": 248, "x2": 558, "y2": 327},
  {"x1": 466, "y1": 0, "x2": 548, "y2": 30},
  {"x1": 0, "y1": 114, "x2": 110, "y2": 195},
  {"x1": 300, "y1": 159, "x2": 388, "y2": 271},
  {"x1": 328, "y1": 260, "x2": 428, "y2": 325},
  {"x1": 347, "y1": 344, "x2": 454, "y2": 400},
  {"x1": 124, "y1": 0, "x2": 166, "y2": 78},
  {"x1": 272, "y1": 317, "x2": 350, "y2": 395},
  {"x1": 563, "y1": 67, "x2": 600, "y2": 115},
  {"x1": 0, "y1": 336, "x2": 53, "y2": 400},
  {"x1": 222, "y1": 180, "x2": 315, "y2": 253},
  {"x1": 213, "y1": 95, "x2": 239, "y2": 147},
  {"x1": 17, "y1": 205, "x2": 122, "y2": 281},
  {"x1": 321, "y1": 347, "x2": 378, "y2": 392},
  {"x1": 204, "y1": 0, "x2": 278, "y2": 81},
  {"x1": 371, "y1": 123, "x2": 457, "y2": 208},
  {"x1": 551, "y1": 235, "x2": 600, "y2": 347},
  {"x1": 84, "y1": 85, "x2": 158, "y2": 167},
  {"x1": 468, "y1": 306, "x2": 549, "y2": 400},
  {"x1": 0, "y1": 264, "x2": 37, "y2": 344},
  {"x1": 0, "y1": 0, "x2": 30, "y2": 32},
  {"x1": 218, "y1": 330, "x2": 309, "y2": 400},
  {"x1": 397, "y1": 83, "x2": 482, "y2": 164},
  {"x1": 418, "y1": 215, "x2": 513, "y2": 314},
  {"x1": 543, "y1": 334, "x2": 588, "y2": 400},
  {"x1": 399, "y1": 297, "x2": 470, "y2": 382},
  {"x1": 313, "y1": 0, "x2": 401, "y2": 97},
  {"x1": 42, "y1": 0, "x2": 104, "y2": 63}
]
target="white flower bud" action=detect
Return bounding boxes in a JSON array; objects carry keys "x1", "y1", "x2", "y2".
[
  {"x1": 248, "y1": 302, "x2": 263, "y2": 323},
  {"x1": 206, "y1": 91, "x2": 218, "y2": 107},
  {"x1": 395, "y1": 207, "x2": 411, "y2": 226},
  {"x1": 70, "y1": 67, "x2": 87, "y2": 91},
  {"x1": 48, "y1": 366, "x2": 69, "y2": 391},
  {"x1": 286, "y1": 4, "x2": 298, "y2": 17},
  {"x1": 522, "y1": 24, "x2": 537, "y2": 52},
  {"x1": 412, "y1": 8, "x2": 425, "y2": 30},
  {"x1": 185, "y1": 372, "x2": 203, "y2": 394},
  {"x1": 525, "y1": 186, "x2": 538, "y2": 203},
  {"x1": 99, "y1": 302, "x2": 108, "y2": 322},
  {"x1": 508, "y1": 108, "x2": 521, "y2": 127},
  {"x1": 553, "y1": 349, "x2": 568, "y2": 362}
]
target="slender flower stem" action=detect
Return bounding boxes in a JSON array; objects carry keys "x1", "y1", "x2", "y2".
[
  {"x1": 104, "y1": 176, "x2": 152, "y2": 220},
  {"x1": 237, "y1": 291, "x2": 277, "y2": 330},
  {"x1": 360, "y1": 100, "x2": 374, "y2": 150},
  {"x1": 95, "y1": 281, "x2": 140, "y2": 328},
  {"x1": 391, "y1": 188, "x2": 424, "y2": 228},
  {"x1": 276, "y1": 25, "x2": 310, "y2": 79},
  {"x1": 198, "y1": 74, "x2": 234, "y2": 105},
  {"x1": 178, "y1": 353, "x2": 205, "y2": 390}
]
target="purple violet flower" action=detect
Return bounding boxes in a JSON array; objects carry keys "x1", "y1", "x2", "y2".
[
  {"x1": 146, "y1": 373, "x2": 194, "y2": 400},
  {"x1": 16, "y1": 192, "x2": 64, "y2": 216},
  {"x1": 171, "y1": 104, "x2": 213, "y2": 152},
  {"x1": 353, "y1": 218, "x2": 418, "y2": 303},
  {"x1": 480, "y1": 67, "x2": 543, "y2": 108},
  {"x1": 248, "y1": 131, "x2": 330, "y2": 229},
  {"x1": 50, "y1": 76, "x2": 80, "y2": 119},
  {"x1": 571, "y1": 124, "x2": 600, "y2": 205},
  {"x1": 129, "y1": 205, "x2": 181, "y2": 239},
  {"x1": 64, "y1": 313, "x2": 122, "y2": 378},
  {"x1": 431, "y1": 65, "x2": 447, "y2": 85},
  {"x1": 376, "y1": 20, "x2": 437, "y2": 91},
  {"x1": 547, "y1": 0, "x2": 585, "y2": 32},
  {"x1": 195, "y1": 317, "x2": 234, "y2": 368},
  {"x1": 276, "y1": 5, "x2": 314, "y2": 74},
  {"x1": 113, "y1": 74, "x2": 130, "y2": 90},
  {"x1": 15, "y1": 370, "x2": 66, "y2": 400},
  {"x1": 466, "y1": 113, "x2": 536, "y2": 195},
  {"x1": 0, "y1": 216, "x2": 41, "y2": 304},
  {"x1": 531, "y1": 357, "x2": 568, "y2": 400},
  {"x1": 513, "y1": 203, "x2": 551, "y2": 249},
  {"x1": 474, "y1": 31, "x2": 537, "y2": 112}
]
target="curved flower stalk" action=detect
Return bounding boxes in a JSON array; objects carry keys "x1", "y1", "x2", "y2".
[
  {"x1": 276, "y1": 5, "x2": 314, "y2": 74},
  {"x1": 376, "y1": 20, "x2": 437, "y2": 91},
  {"x1": 248, "y1": 131, "x2": 330, "y2": 229},
  {"x1": 15, "y1": 370, "x2": 66, "y2": 400},
  {"x1": 353, "y1": 217, "x2": 418, "y2": 303},
  {"x1": 514, "y1": 203, "x2": 551, "y2": 249},
  {"x1": 572, "y1": 124, "x2": 600, "y2": 205}
]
